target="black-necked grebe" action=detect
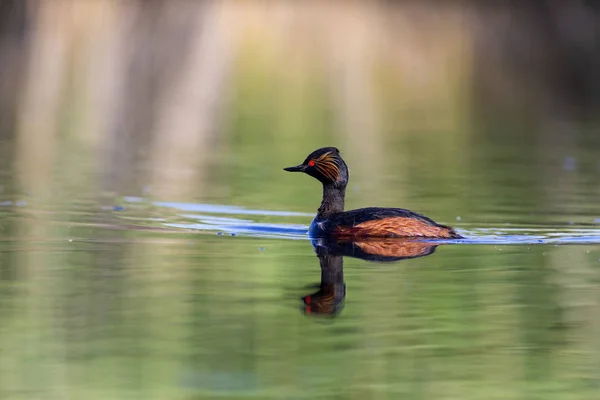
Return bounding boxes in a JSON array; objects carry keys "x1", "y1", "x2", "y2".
[{"x1": 284, "y1": 147, "x2": 462, "y2": 239}]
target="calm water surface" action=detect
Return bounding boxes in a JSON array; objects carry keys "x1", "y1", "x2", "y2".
[
  {"x1": 1, "y1": 137, "x2": 600, "y2": 400},
  {"x1": 3, "y1": 3, "x2": 600, "y2": 397}
]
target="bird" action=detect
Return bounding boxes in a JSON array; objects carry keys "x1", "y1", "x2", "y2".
[{"x1": 284, "y1": 147, "x2": 462, "y2": 239}]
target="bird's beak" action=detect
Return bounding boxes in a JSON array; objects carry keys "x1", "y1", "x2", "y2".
[{"x1": 283, "y1": 164, "x2": 305, "y2": 172}]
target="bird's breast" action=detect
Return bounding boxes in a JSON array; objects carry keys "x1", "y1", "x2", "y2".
[{"x1": 308, "y1": 217, "x2": 329, "y2": 237}]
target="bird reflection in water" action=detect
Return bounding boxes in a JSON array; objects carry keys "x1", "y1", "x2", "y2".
[{"x1": 302, "y1": 238, "x2": 438, "y2": 317}]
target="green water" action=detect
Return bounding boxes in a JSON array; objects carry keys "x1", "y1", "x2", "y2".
[
  {"x1": 1, "y1": 131, "x2": 600, "y2": 399},
  {"x1": 1, "y1": 3, "x2": 600, "y2": 396}
]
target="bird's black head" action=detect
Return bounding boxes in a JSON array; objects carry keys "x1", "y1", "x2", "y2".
[{"x1": 284, "y1": 147, "x2": 349, "y2": 187}]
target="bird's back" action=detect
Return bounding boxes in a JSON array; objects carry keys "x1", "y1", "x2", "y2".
[{"x1": 321, "y1": 207, "x2": 461, "y2": 239}]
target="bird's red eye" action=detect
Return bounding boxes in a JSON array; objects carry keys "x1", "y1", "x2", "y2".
[{"x1": 308, "y1": 160, "x2": 315, "y2": 167}]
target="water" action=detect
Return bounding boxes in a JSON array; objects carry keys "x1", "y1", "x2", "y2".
[
  {"x1": 1, "y1": 165, "x2": 599, "y2": 398},
  {"x1": 1, "y1": 3, "x2": 600, "y2": 396},
  {"x1": 2, "y1": 132, "x2": 600, "y2": 399}
]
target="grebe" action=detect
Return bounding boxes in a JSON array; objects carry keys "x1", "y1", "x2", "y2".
[{"x1": 284, "y1": 147, "x2": 461, "y2": 239}]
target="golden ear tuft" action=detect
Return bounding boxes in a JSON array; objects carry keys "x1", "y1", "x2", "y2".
[{"x1": 314, "y1": 151, "x2": 340, "y2": 181}]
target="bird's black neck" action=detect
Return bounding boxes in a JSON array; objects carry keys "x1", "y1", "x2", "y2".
[{"x1": 317, "y1": 184, "x2": 346, "y2": 219}]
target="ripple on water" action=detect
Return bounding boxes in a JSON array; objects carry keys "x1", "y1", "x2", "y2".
[{"x1": 121, "y1": 197, "x2": 600, "y2": 245}]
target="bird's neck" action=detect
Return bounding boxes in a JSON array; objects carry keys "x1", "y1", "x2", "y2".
[{"x1": 316, "y1": 184, "x2": 346, "y2": 219}]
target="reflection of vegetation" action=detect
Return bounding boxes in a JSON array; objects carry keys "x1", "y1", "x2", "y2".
[
  {"x1": 0, "y1": 222, "x2": 598, "y2": 398},
  {"x1": 0, "y1": 1, "x2": 597, "y2": 213},
  {"x1": 0, "y1": 1, "x2": 599, "y2": 398}
]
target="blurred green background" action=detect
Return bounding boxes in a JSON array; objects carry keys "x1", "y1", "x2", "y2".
[{"x1": 0, "y1": 1, "x2": 600, "y2": 399}]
